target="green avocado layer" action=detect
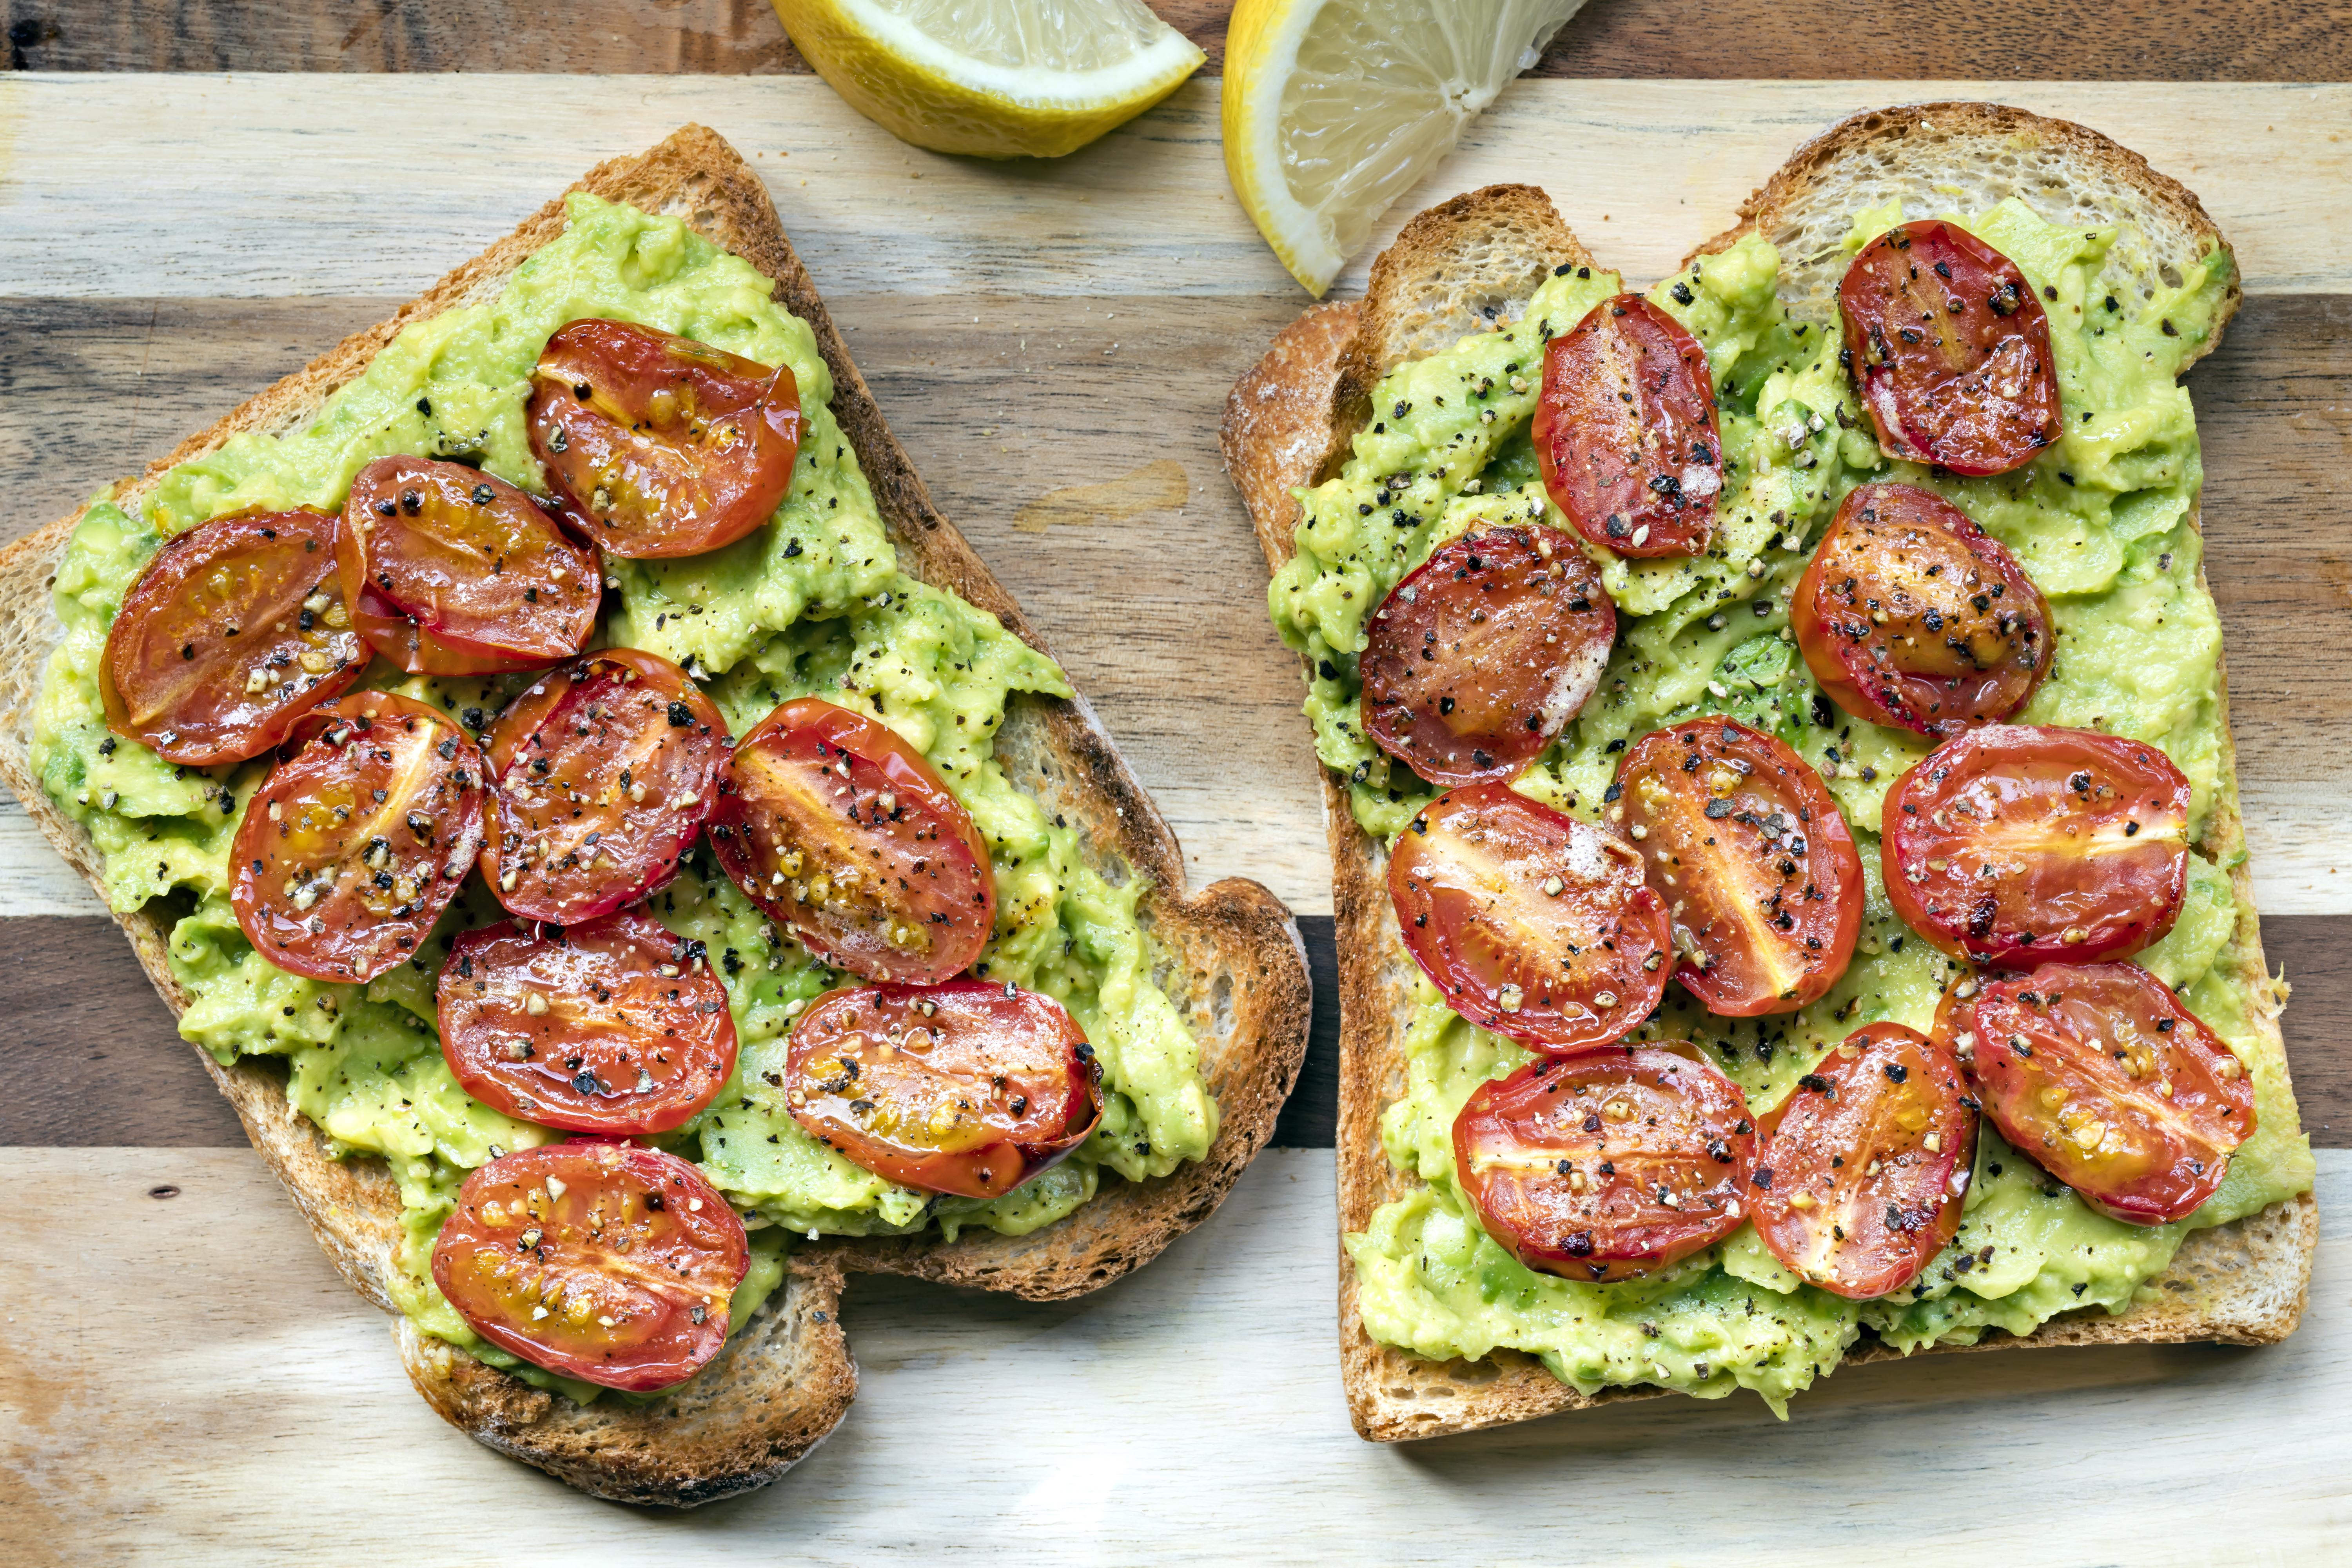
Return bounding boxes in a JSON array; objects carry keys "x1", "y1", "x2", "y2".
[
  {"x1": 1270, "y1": 202, "x2": 2311, "y2": 1414},
  {"x1": 31, "y1": 194, "x2": 1216, "y2": 1402}
]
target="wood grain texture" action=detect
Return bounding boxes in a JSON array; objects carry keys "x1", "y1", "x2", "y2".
[
  {"x1": 9, "y1": 0, "x2": 2350, "y2": 80},
  {"x1": 6, "y1": 910, "x2": 2347, "y2": 1150},
  {"x1": 3, "y1": 286, "x2": 2343, "y2": 919},
  {"x1": 3, "y1": 1143, "x2": 2348, "y2": 1564}
]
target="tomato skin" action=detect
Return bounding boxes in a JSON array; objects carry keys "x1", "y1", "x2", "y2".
[
  {"x1": 1454, "y1": 1047, "x2": 1755, "y2": 1282},
  {"x1": 1360, "y1": 522, "x2": 1615, "y2": 788},
  {"x1": 1612, "y1": 718, "x2": 1863, "y2": 1016},
  {"x1": 1839, "y1": 220, "x2": 2062, "y2": 477},
  {"x1": 432, "y1": 1142, "x2": 747, "y2": 1392},
  {"x1": 1960, "y1": 962, "x2": 2254, "y2": 1225},
  {"x1": 709, "y1": 697, "x2": 995, "y2": 985},
  {"x1": 338, "y1": 456, "x2": 600, "y2": 677},
  {"x1": 1389, "y1": 784, "x2": 1671, "y2": 1052},
  {"x1": 784, "y1": 981, "x2": 1100, "y2": 1200},
  {"x1": 1885, "y1": 725, "x2": 2192, "y2": 966},
  {"x1": 230, "y1": 692, "x2": 486, "y2": 983},
  {"x1": 526, "y1": 319, "x2": 804, "y2": 560},
  {"x1": 1791, "y1": 483, "x2": 2051, "y2": 737},
  {"x1": 1753, "y1": 1024, "x2": 1976, "y2": 1299},
  {"x1": 479, "y1": 649, "x2": 730, "y2": 926},
  {"x1": 101, "y1": 508, "x2": 370, "y2": 766},
  {"x1": 1534, "y1": 294, "x2": 1721, "y2": 559},
  {"x1": 437, "y1": 910, "x2": 739, "y2": 1136}
]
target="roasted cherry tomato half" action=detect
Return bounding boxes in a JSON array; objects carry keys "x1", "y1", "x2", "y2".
[
  {"x1": 1534, "y1": 294, "x2": 1722, "y2": 559},
  {"x1": 1839, "y1": 219, "x2": 2062, "y2": 476},
  {"x1": 526, "y1": 319, "x2": 804, "y2": 560},
  {"x1": 230, "y1": 692, "x2": 486, "y2": 983},
  {"x1": 1388, "y1": 784, "x2": 1670, "y2": 1052},
  {"x1": 710, "y1": 697, "x2": 994, "y2": 985},
  {"x1": 101, "y1": 507, "x2": 368, "y2": 766},
  {"x1": 1454, "y1": 1046, "x2": 1755, "y2": 1282},
  {"x1": 784, "y1": 980, "x2": 1100, "y2": 1200},
  {"x1": 1612, "y1": 718, "x2": 1863, "y2": 1016},
  {"x1": 1886, "y1": 724, "x2": 2192, "y2": 966},
  {"x1": 1361, "y1": 522, "x2": 1615, "y2": 788},
  {"x1": 1753, "y1": 1023, "x2": 1977, "y2": 1299},
  {"x1": 1791, "y1": 483, "x2": 2051, "y2": 736},
  {"x1": 480, "y1": 648, "x2": 730, "y2": 926},
  {"x1": 432, "y1": 1142, "x2": 747, "y2": 1392},
  {"x1": 437, "y1": 909, "x2": 739, "y2": 1136},
  {"x1": 1960, "y1": 962, "x2": 2254, "y2": 1225},
  {"x1": 338, "y1": 455, "x2": 599, "y2": 676}
]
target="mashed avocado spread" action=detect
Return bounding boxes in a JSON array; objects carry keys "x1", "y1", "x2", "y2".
[
  {"x1": 31, "y1": 194, "x2": 1217, "y2": 1401},
  {"x1": 1272, "y1": 202, "x2": 2312, "y2": 1413}
]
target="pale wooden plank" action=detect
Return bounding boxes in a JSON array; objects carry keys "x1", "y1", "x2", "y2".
[
  {"x1": 0, "y1": 78, "x2": 2346, "y2": 302},
  {"x1": 0, "y1": 1145, "x2": 2344, "y2": 1563}
]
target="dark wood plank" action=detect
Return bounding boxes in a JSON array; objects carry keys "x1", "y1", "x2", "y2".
[{"x1": 9, "y1": 0, "x2": 2348, "y2": 80}]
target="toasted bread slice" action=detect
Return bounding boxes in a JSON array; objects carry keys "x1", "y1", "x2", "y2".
[
  {"x1": 1224, "y1": 103, "x2": 2316, "y2": 1444},
  {"x1": 0, "y1": 126, "x2": 1310, "y2": 1502}
]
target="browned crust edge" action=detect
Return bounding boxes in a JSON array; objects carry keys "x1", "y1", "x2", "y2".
[
  {"x1": 1221, "y1": 105, "x2": 2314, "y2": 1445},
  {"x1": 0, "y1": 125, "x2": 1308, "y2": 1500}
]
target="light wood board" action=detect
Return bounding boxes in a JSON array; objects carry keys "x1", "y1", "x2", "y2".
[{"x1": 4, "y1": 1145, "x2": 2347, "y2": 1565}]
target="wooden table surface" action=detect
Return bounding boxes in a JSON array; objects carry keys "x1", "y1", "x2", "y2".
[{"x1": 2, "y1": 4, "x2": 2349, "y2": 1560}]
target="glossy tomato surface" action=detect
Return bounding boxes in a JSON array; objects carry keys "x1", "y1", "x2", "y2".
[
  {"x1": 1791, "y1": 483, "x2": 2051, "y2": 736},
  {"x1": 526, "y1": 319, "x2": 803, "y2": 559},
  {"x1": 1534, "y1": 294, "x2": 1721, "y2": 559},
  {"x1": 230, "y1": 692, "x2": 485, "y2": 982},
  {"x1": 1454, "y1": 1047, "x2": 1755, "y2": 1282},
  {"x1": 1389, "y1": 784, "x2": 1670, "y2": 1052},
  {"x1": 1753, "y1": 1023, "x2": 1976, "y2": 1299},
  {"x1": 1612, "y1": 718, "x2": 1862, "y2": 1016},
  {"x1": 1886, "y1": 724, "x2": 2192, "y2": 965},
  {"x1": 438, "y1": 909, "x2": 738, "y2": 1135},
  {"x1": 784, "y1": 981, "x2": 1100, "y2": 1199},
  {"x1": 1360, "y1": 522, "x2": 1614, "y2": 788},
  {"x1": 432, "y1": 1142, "x2": 747, "y2": 1392},
  {"x1": 1839, "y1": 219, "x2": 2062, "y2": 475},
  {"x1": 339, "y1": 455, "x2": 599, "y2": 675},
  {"x1": 1962, "y1": 962, "x2": 2255, "y2": 1224},
  {"x1": 710, "y1": 697, "x2": 994, "y2": 984},
  {"x1": 102, "y1": 508, "x2": 368, "y2": 765},
  {"x1": 481, "y1": 648, "x2": 730, "y2": 925}
]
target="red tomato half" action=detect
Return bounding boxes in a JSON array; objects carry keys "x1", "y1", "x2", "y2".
[
  {"x1": 784, "y1": 981, "x2": 1100, "y2": 1200},
  {"x1": 1360, "y1": 522, "x2": 1615, "y2": 788},
  {"x1": 526, "y1": 319, "x2": 804, "y2": 559},
  {"x1": 710, "y1": 698, "x2": 994, "y2": 985},
  {"x1": 480, "y1": 649, "x2": 730, "y2": 926},
  {"x1": 1791, "y1": 483, "x2": 2051, "y2": 737},
  {"x1": 1753, "y1": 1023, "x2": 1977, "y2": 1299},
  {"x1": 102, "y1": 508, "x2": 369, "y2": 766},
  {"x1": 339, "y1": 456, "x2": 599, "y2": 676},
  {"x1": 1961, "y1": 962, "x2": 2255, "y2": 1224},
  {"x1": 1612, "y1": 718, "x2": 1862, "y2": 1016},
  {"x1": 1534, "y1": 294, "x2": 1721, "y2": 559},
  {"x1": 438, "y1": 909, "x2": 739, "y2": 1135},
  {"x1": 432, "y1": 1142, "x2": 747, "y2": 1392},
  {"x1": 1886, "y1": 725, "x2": 2192, "y2": 966},
  {"x1": 230, "y1": 692, "x2": 486, "y2": 983},
  {"x1": 1839, "y1": 220, "x2": 2062, "y2": 476},
  {"x1": 1389, "y1": 784, "x2": 1671, "y2": 1052},
  {"x1": 1454, "y1": 1047, "x2": 1755, "y2": 1282}
]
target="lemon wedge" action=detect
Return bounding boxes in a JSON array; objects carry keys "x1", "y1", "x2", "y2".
[
  {"x1": 771, "y1": 0, "x2": 1206, "y2": 160},
  {"x1": 1224, "y1": 0, "x2": 1587, "y2": 295}
]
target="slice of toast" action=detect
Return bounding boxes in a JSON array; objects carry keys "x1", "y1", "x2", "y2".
[
  {"x1": 0, "y1": 125, "x2": 1311, "y2": 1503},
  {"x1": 1224, "y1": 102, "x2": 2317, "y2": 1443}
]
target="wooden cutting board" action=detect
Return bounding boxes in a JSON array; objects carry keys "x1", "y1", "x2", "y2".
[{"x1": 1, "y1": 72, "x2": 2346, "y2": 1563}]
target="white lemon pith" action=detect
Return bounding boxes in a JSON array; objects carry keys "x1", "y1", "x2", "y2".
[
  {"x1": 1223, "y1": 0, "x2": 1587, "y2": 295},
  {"x1": 773, "y1": 0, "x2": 1206, "y2": 160}
]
